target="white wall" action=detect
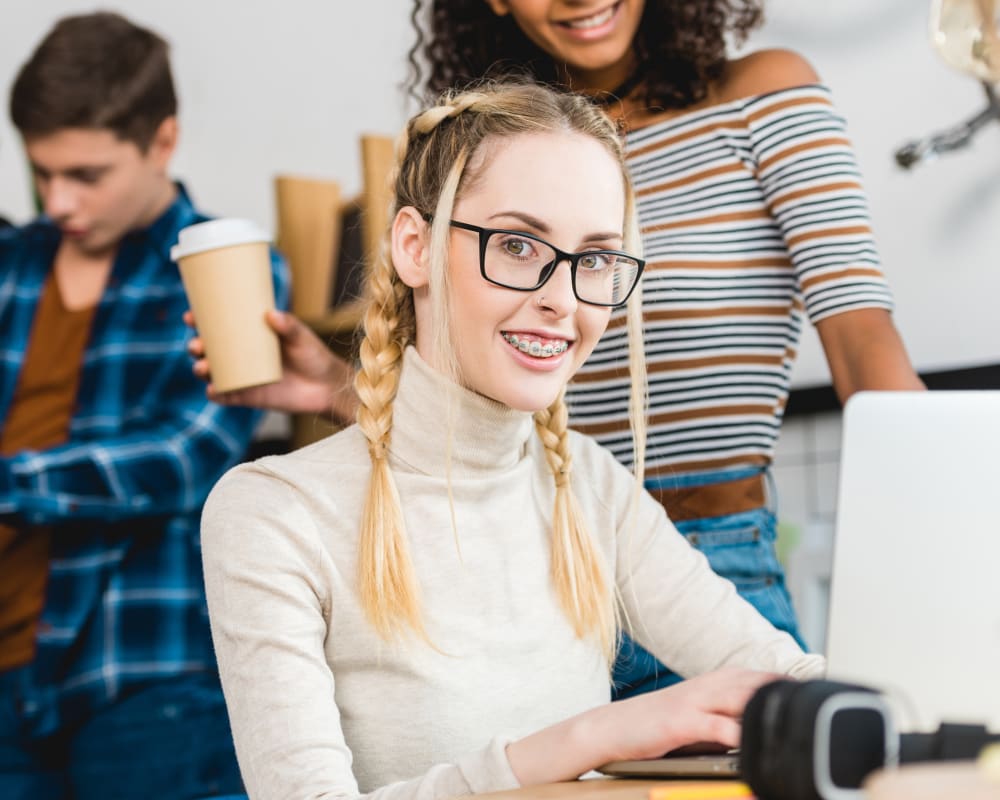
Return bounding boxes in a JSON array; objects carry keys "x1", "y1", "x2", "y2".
[
  {"x1": 0, "y1": 1, "x2": 415, "y2": 231},
  {"x1": 2, "y1": 1, "x2": 998, "y2": 386},
  {"x1": 749, "y1": 0, "x2": 1000, "y2": 385}
]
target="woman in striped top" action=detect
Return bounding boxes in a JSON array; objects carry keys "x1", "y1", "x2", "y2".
[
  {"x1": 402, "y1": 0, "x2": 924, "y2": 699},
  {"x1": 192, "y1": 0, "x2": 923, "y2": 701}
]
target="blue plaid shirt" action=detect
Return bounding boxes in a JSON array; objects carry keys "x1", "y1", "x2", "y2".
[{"x1": 0, "y1": 184, "x2": 289, "y2": 736}]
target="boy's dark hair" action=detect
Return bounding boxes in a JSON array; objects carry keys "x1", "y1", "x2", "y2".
[
  {"x1": 10, "y1": 11, "x2": 177, "y2": 150},
  {"x1": 409, "y1": 0, "x2": 763, "y2": 110}
]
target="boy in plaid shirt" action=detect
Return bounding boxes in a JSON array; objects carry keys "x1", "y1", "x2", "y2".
[{"x1": 0, "y1": 12, "x2": 288, "y2": 799}]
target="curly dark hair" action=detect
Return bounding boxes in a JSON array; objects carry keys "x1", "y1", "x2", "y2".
[{"x1": 408, "y1": 0, "x2": 763, "y2": 110}]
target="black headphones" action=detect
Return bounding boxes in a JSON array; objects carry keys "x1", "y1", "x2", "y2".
[{"x1": 740, "y1": 679, "x2": 1000, "y2": 800}]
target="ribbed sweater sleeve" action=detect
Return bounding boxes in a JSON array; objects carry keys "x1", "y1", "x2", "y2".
[{"x1": 201, "y1": 465, "x2": 523, "y2": 800}]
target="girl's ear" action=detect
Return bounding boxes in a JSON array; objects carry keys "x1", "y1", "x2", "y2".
[
  {"x1": 484, "y1": 0, "x2": 510, "y2": 16},
  {"x1": 391, "y1": 206, "x2": 431, "y2": 289}
]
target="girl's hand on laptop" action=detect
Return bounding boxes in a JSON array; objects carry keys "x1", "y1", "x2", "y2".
[
  {"x1": 184, "y1": 309, "x2": 358, "y2": 424},
  {"x1": 602, "y1": 667, "x2": 779, "y2": 760},
  {"x1": 506, "y1": 667, "x2": 777, "y2": 786}
]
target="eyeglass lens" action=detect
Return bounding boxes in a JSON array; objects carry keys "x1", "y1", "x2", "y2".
[{"x1": 484, "y1": 231, "x2": 640, "y2": 306}]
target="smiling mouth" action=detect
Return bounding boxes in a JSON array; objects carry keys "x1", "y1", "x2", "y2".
[
  {"x1": 557, "y1": 1, "x2": 620, "y2": 30},
  {"x1": 502, "y1": 332, "x2": 570, "y2": 359}
]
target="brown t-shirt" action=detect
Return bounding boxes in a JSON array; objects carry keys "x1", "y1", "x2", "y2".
[{"x1": 0, "y1": 274, "x2": 95, "y2": 670}]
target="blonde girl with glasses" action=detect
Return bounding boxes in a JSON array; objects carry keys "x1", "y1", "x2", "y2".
[{"x1": 200, "y1": 81, "x2": 823, "y2": 800}]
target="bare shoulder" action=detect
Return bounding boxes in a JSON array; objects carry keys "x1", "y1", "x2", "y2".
[{"x1": 715, "y1": 48, "x2": 822, "y2": 103}]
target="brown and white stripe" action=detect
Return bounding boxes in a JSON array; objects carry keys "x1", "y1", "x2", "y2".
[{"x1": 567, "y1": 85, "x2": 893, "y2": 476}]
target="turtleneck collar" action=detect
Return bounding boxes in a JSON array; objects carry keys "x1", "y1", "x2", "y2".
[{"x1": 387, "y1": 347, "x2": 535, "y2": 478}]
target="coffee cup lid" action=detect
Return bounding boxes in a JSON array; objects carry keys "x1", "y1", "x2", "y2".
[{"x1": 170, "y1": 218, "x2": 270, "y2": 261}]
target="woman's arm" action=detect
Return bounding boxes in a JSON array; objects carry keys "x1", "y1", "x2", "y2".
[
  {"x1": 730, "y1": 51, "x2": 924, "y2": 401},
  {"x1": 816, "y1": 308, "x2": 925, "y2": 403}
]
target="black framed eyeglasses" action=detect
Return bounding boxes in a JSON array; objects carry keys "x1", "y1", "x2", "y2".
[{"x1": 446, "y1": 219, "x2": 644, "y2": 308}]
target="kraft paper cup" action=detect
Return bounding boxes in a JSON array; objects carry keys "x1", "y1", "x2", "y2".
[{"x1": 171, "y1": 218, "x2": 281, "y2": 393}]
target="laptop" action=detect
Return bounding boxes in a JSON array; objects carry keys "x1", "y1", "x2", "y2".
[
  {"x1": 598, "y1": 751, "x2": 741, "y2": 779},
  {"x1": 824, "y1": 390, "x2": 1000, "y2": 732},
  {"x1": 601, "y1": 391, "x2": 1000, "y2": 777}
]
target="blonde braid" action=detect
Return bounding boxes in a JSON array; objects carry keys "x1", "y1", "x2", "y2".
[
  {"x1": 351, "y1": 87, "x2": 488, "y2": 643},
  {"x1": 533, "y1": 395, "x2": 616, "y2": 664},
  {"x1": 355, "y1": 223, "x2": 425, "y2": 640}
]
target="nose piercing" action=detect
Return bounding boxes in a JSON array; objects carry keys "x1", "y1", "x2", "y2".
[{"x1": 537, "y1": 295, "x2": 546, "y2": 307}]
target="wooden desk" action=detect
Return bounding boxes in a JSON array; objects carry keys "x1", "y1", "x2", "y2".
[
  {"x1": 475, "y1": 764, "x2": 1000, "y2": 800},
  {"x1": 477, "y1": 778, "x2": 732, "y2": 800}
]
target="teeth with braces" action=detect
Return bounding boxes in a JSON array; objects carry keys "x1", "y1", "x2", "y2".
[{"x1": 503, "y1": 333, "x2": 568, "y2": 358}]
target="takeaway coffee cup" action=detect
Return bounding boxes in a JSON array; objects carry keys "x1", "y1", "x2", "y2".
[{"x1": 171, "y1": 218, "x2": 281, "y2": 393}]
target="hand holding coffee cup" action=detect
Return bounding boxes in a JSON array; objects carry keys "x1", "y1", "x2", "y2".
[{"x1": 172, "y1": 219, "x2": 281, "y2": 393}]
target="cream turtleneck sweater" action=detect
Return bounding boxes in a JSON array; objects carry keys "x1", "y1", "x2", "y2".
[{"x1": 201, "y1": 348, "x2": 823, "y2": 800}]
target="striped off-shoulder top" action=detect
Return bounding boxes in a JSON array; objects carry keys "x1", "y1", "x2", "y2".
[{"x1": 566, "y1": 84, "x2": 894, "y2": 477}]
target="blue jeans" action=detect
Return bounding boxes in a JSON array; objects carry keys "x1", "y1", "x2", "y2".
[
  {"x1": 612, "y1": 466, "x2": 806, "y2": 700},
  {"x1": 0, "y1": 670, "x2": 243, "y2": 800}
]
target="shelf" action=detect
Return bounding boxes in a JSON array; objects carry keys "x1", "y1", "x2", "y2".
[{"x1": 304, "y1": 300, "x2": 365, "y2": 338}]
